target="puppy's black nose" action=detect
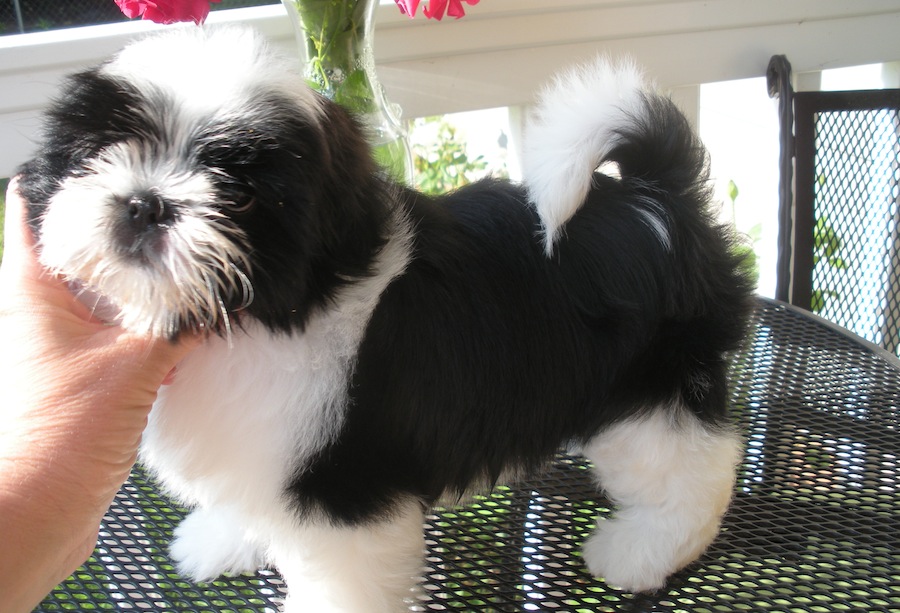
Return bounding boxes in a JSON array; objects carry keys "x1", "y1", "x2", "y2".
[{"x1": 127, "y1": 192, "x2": 174, "y2": 229}]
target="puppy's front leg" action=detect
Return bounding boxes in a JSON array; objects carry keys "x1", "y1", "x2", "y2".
[
  {"x1": 170, "y1": 506, "x2": 266, "y2": 581},
  {"x1": 272, "y1": 498, "x2": 426, "y2": 613}
]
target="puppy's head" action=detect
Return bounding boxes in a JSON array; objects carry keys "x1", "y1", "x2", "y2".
[{"x1": 18, "y1": 27, "x2": 387, "y2": 339}]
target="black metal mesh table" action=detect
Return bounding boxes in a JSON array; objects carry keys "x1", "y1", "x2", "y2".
[{"x1": 37, "y1": 298, "x2": 900, "y2": 612}]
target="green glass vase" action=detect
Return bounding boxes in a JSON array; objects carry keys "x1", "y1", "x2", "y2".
[{"x1": 281, "y1": 0, "x2": 413, "y2": 183}]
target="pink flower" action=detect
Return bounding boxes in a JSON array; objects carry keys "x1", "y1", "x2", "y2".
[
  {"x1": 395, "y1": 0, "x2": 479, "y2": 20},
  {"x1": 114, "y1": 0, "x2": 221, "y2": 25},
  {"x1": 394, "y1": 0, "x2": 422, "y2": 17}
]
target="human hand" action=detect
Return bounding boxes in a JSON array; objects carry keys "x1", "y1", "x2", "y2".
[{"x1": 0, "y1": 178, "x2": 199, "y2": 612}]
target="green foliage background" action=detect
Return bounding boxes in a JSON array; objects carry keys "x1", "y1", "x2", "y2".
[
  {"x1": 411, "y1": 116, "x2": 503, "y2": 196},
  {"x1": 726, "y1": 179, "x2": 761, "y2": 287}
]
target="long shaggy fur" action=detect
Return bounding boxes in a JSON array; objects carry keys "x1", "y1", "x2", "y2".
[{"x1": 18, "y1": 26, "x2": 754, "y2": 611}]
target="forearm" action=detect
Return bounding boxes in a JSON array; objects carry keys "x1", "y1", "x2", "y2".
[
  {"x1": 0, "y1": 454, "x2": 101, "y2": 613},
  {"x1": 0, "y1": 180, "x2": 197, "y2": 610},
  {"x1": 0, "y1": 392, "x2": 141, "y2": 612}
]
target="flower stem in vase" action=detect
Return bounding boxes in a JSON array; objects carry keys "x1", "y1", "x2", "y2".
[{"x1": 282, "y1": 0, "x2": 413, "y2": 183}]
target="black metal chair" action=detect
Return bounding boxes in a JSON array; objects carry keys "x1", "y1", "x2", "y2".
[{"x1": 768, "y1": 55, "x2": 900, "y2": 355}]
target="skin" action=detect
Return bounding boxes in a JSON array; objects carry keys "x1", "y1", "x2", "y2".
[{"x1": 0, "y1": 179, "x2": 198, "y2": 612}]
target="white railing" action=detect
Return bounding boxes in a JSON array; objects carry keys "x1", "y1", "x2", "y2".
[{"x1": 2, "y1": 0, "x2": 900, "y2": 178}]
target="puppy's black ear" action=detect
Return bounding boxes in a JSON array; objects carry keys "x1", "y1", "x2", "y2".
[
  {"x1": 16, "y1": 67, "x2": 146, "y2": 236},
  {"x1": 308, "y1": 96, "x2": 393, "y2": 258},
  {"x1": 316, "y1": 96, "x2": 381, "y2": 184}
]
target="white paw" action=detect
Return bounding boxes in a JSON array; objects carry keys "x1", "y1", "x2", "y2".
[
  {"x1": 171, "y1": 508, "x2": 264, "y2": 582},
  {"x1": 583, "y1": 518, "x2": 668, "y2": 593},
  {"x1": 582, "y1": 513, "x2": 718, "y2": 593}
]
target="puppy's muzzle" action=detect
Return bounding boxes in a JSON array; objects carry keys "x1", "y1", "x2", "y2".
[
  {"x1": 125, "y1": 191, "x2": 176, "y2": 230},
  {"x1": 116, "y1": 191, "x2": 177, "y2": 259}
]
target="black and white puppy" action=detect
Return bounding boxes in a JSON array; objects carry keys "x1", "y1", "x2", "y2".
[{"x1": 18, "y1": 26, "x2": 754, "y2": 611}]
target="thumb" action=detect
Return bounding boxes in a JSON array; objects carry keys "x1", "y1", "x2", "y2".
[
  {"x1": 0, "y1": 177, "x2": 42, "y2": 281},
  {"x1": 95, "y1": 327, "x2": 203, "y2": 393},
  {"x1": 155, "y1": 335, "x2": 201, "y2": 386},
  {"x1": 139, "y1": 333, "x2": 203, "y2": 382}
]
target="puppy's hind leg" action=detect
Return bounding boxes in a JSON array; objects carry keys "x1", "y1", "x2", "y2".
[
  {"x1": 581, "y1": 408, "x2": 742, "y2": 592},
  {"x1": 271, "y1": 498, "x2": 426, "y2": 613}
]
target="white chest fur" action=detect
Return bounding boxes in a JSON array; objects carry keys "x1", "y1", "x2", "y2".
[
  {"x1": 139, "y1": 209, "x2": 413, "y2": 517},
  {"x1": 140, "y1": 321, "x2": 353, "y2": 514}
]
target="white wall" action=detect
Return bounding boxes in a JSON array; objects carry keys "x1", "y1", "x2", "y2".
[{"x1": 2, "y1": 0, "x2": 900, "y2": 177}]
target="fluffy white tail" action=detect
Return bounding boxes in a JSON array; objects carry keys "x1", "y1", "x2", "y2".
[{"x1": 523, "y1": 57, "x2": 648, "y2": 255}]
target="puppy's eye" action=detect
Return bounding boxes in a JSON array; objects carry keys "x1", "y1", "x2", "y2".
[
  {"x1": 220, "y1": 185, "x2": 256, "y2": 214},
  {"x1": 225, "y1": 192, "x2": 255, "y2": 214}
]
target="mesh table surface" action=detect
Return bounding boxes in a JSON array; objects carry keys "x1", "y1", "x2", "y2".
[{"x1": 37, "y1": 298, "x2": 900, "y2": 612}]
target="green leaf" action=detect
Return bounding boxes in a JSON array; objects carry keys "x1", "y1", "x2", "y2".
[
  {"x1": 829, "y1": 257, "x2": 848, "y2": 270},
  {"x1": 732, "y1": 243, "x2": 760, "y2": 285},
  {"x1": 811, "y1": 289, "x2": 825, "y2": 313},
  {"x1": 747, "y1": 222, "x2": 763, "y2": 242},
  {"x1": 333, "y1": 68, "x2": 372, "y2": 112},
  {"x1": 411, "y1": 117, "x2": 488, "y2": 195},
  {"x1": 727, "y1": 179, "x2": 739, "y2": 203}
]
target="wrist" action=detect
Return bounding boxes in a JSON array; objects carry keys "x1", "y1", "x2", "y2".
[{"x1": 0, "y1": 452, "x2": 102, "y2": 612}]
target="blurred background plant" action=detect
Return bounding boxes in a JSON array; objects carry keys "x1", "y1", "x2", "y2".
[
  {"x1": 811, "y1": 216, "x2": 847, "y2": 313},
  {"x1": 727, "y1": 179, "x2": 761, "y2": 285},
  {"x1": 808, "y1": 173, "x2": 847, "y2": 314},
  {"x1": 410, "y1": 115, "x2": 508, "y2": 196}
]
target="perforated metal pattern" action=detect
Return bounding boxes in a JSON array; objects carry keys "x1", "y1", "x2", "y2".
[
  {"x1": 809, "y1": 105, "x2": 900, "y2": 355},
  {"x1": 37, "y1": 299, "x2": 900, "y2": 612}
]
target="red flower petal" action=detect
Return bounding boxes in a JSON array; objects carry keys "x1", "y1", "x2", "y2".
[
  {"x1": 114, "y1": 0, "x2": 151, "y2": 19},
  {"x1": 114, "y1": 0, "x2": 219, "y2": 24},
  {"x1": 393, "y1": 0, "x2": 421, "y2": 18},
  {"x1": 422, "y1": 0, "x2": 479, "y2": 20},
  {"x1": 425, "y1": 0, "x2": 448, "y2": 20}
]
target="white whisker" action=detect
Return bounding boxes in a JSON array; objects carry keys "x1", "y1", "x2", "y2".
[
  {"x1": 219, "y1": 295, "x2": 234, "y2": 350},
  {"x1": 230, "y1": 262, "x2": 255, "y2": 310}
]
